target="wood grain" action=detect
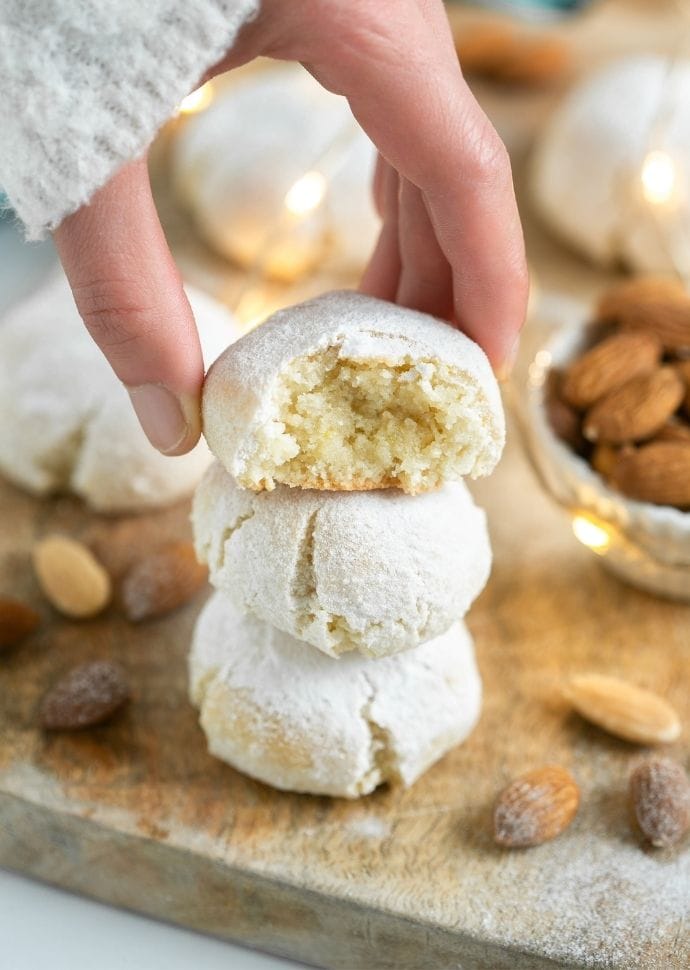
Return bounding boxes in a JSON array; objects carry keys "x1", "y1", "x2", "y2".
[
  {"x1": 3, "y1": 3, "x2": 690, "y2": 966},
  {"x1": 1, "y1": 420, "x2": 689, "y2": 969}
]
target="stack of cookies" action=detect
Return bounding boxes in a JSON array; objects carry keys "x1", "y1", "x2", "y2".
[{"x1": 189, "y1": 291, "x2": 505, "y2": 798}]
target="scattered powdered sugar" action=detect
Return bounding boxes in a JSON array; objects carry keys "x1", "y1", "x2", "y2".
[
  {"x1": 344, "y1": 816, "x2": 392, "y2": 840},
  {"x1": 460, "y1": 824, "x2": 690, "y2": 966}
]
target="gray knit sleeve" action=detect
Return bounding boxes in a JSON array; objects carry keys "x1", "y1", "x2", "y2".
[{"x1": 0, "y1": 0, "x2": 259, "y2": 239}]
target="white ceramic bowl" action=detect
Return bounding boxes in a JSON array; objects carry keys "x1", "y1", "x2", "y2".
[{"x1": 524, "y1": 322, "x2": 690, "y2": 601}]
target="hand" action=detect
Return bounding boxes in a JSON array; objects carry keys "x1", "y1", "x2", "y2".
[{"x1": 54, "y1": 0, "x2": 528, "y2": 456}]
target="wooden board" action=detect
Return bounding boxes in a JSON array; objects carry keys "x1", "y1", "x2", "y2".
[
  {"x1": 1, "y1": 417, "x2": 690, "y2": 969},
  {"x1": 3, "y1": 2, "x2": 690, "y2": 966}
]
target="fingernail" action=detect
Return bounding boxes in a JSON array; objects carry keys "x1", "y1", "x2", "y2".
[
  {"x1": 127, "y1": 384, "x2": 189, "y2": 454},
  {"x1": 497, "y1": 335, "x2": 521, "y2": 382}
]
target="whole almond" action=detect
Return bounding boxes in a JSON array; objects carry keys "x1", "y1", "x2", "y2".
[
  {"x1": 41, "y1": 660, "x2": 130, "y2": 730},
  {"x1": 33, "y1": 535, "x2": 111, "y2": 618},
  {"x1": 456, "y1": 23, "x2": 570, "y2": 86},
  {"x1": 610, "y1": 441, "x2": 690, "y2": 507},
  {"x1": 591, "y1": 442, "x2": 620, "y2": 481},
  {"x1": 0, "y1": 597, "x2": 40, "y2": 650},
  {"x1": 598, "y1": 276, "x2": 690, "y2": 351},
  {"x1": 547, "y1": 394, "x2": 584, "y2": 451},
  {"x1": 494, "y1": 765, "x2": 580, "y2": 848},
  {"x1": 564, "y1": 673, "x2": 681, "y2": 745},
  {"x1": 561, "y1": 331, "x2": 662, "y2": 409},
  {"x1": 629, "y1": 757, "x2": 690, "y2": 848},
  {"x1": 583, "y1": 367, "x2": 684, "y2": 444},
  {"x1": 121, "y1": 541, "x2": 208, "y2": 622},
  {"x1": 653, "y1": 419, "x2": 690, "y2": 445}
]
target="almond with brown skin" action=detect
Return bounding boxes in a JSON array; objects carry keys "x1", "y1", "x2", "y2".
[
  {"x1": 561, "y1": 331, "x2": 662, "y2": 409},
  {"x1": 583, "y1": 367, "x2": 684, "y2": 444},
  {"x1": 121, "y1": 541, "x2": 208, "y2": 622},
  {"x1": 610, "y1": 441, "x2": 690, "y2": 507},
  {"x1": 41, "y1": 660, "x2": 130, "y2": 730},
  {"x1": 598, "y1": 276, "x2": 690, "y2": 351},
  {"x1": 493, "y1": 765, "x2": 580, "y2": 848},
  {"x1": 591, "y1": 442, "x2": 620, "y2": 481},
  {"x1": 0, "y1": 597, "x2": 40, "y2": 650},
  {"x1": 564, "y1": 673, "x2": 681, "y2": 745},
  {"x1": 630, "y1": 757, "x2": 690, "y2": 848},
  {"x1": 547, "y1": 394, "x2": 584, "y2": 451},
  {"x1": 653, "y1": 419, "x2": 690, "y2": 445},
  {"x1": 456, "y1": 23, "x2": 570, "y2": 86}
]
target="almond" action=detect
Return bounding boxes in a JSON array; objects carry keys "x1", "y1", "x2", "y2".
[
  {"x1": 121, "y1": 541, "x2": 208, "y2": 622},
  {"x1": 591, "y1": 442, "x2": 620, "y2": 481},
  {"x1": 547, "y1": 394, "x2": 584, "y2": 451},
  {"x1": 455, "y1": 23, "x2": 570, "y2": 86},
  {"x1": 41, "y1": 660, "x2": 130, "y2": 730},
  {"x1": 629, "y1": 757, "x2": 690, "y2": 848},
  {"x1": 598, "y1": 276, "x2": 690, "y2": 351},
  {"x1": 0, "y1": 597, "x2": 40, "y2": 650},
  {"x1": 561, "y1": 331, "x2": 662, "y2": 409},
  {"x1": 610, "y1": 441, "x2": 690, "y2": 507},
  {"x1": 494, "y1": 765, "x2": 580, "y2": 848},
  {"x1": 652, "y1": 419, "x2": 690, "y2": 445},
  {"x1": 33, "y1": 535, "x2": 111, "y2": 619},
  {"x1": 583, "y1": 366, "x2": 684, "y2": 444},
  {"x1": 564, "y1": 673, "x2": 681, "y2": 745}
]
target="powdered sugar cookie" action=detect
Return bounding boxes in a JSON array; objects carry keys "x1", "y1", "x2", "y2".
[
  {"x1": 190, "y1": 591, "x2": 482, "y2": 798},
  {"x1": 193, "y1": 461, "x2": 491, "y2": 659},
  {"x1": 0, "y1": 274, "x2": 241, "y2": 512},
  {"x1": 172, "y1": 64, "x2": 379, "y2": 280},
  {"x1": 202, "y1": 290, "x2": 505, "y2": 494}
]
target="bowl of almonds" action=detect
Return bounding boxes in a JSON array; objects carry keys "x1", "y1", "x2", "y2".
[{"x1": 525, "y1": 276, "x2": 690, "y2": 600}]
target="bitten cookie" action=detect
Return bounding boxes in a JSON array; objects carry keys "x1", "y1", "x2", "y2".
[
  {"x1": 0, "y1": 274, "x2": 241, "y2": 512},
  {"x1": 193, "y1": 461, "x2": 491, "y2": 659},
  {"x1": 202, "y1": 290, "x2": 505, "y2": 494},
  {"x1": 172, "y1": 64, "x2": 379, "y2": 281},
  {"x1": 190, "y1": 591, "x2": 482, "y2": 798},
  {"x1": 532, "y1": 56, "x2": 690, "y2": 273}
]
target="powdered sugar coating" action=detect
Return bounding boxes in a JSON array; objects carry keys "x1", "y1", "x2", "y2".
[
  {"x1": 193, "y1": 461, "x2": 492, "y2": 659},
  {"x1": 532, "y1": 56, "x2": 690, "y2": 272},
  {"x1": 0, "y1": 274, "x2": 241, "y2": 512},
  {"x1": 202, "y1": 290, "x2": 505, "y2": 489},
  {"x1": 172, "y1": 64, "x2": 379, "y2": 279},
  {"x1": 189, "y1": 591, "x2": 482, "y2": 798}
]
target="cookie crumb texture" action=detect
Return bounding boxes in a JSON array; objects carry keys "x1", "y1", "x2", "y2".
[
  {"x1": 243, "y1": 348, "x2": 491, "y2": 493},
  {"x1": 202, "y1": 291, "x2": 505, "y2": 495},
  {"x1": 189, "y1": 592, "x2": 482, "y2": 798},
  {"x1": 193, "y1": 462, "x2": 491, "y2": 659}
]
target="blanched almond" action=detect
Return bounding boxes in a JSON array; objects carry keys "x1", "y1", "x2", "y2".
[
  {"x1": 33, "y1": 535, "x2": 111, "y2": 619},
  {"x1": 564, "y1": 673, "x2": 681, "y2": 745}
]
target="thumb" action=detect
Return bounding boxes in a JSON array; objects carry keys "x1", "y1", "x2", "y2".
[{"x1": 53, "y1": 158, "x2": 204, "y2": 456}]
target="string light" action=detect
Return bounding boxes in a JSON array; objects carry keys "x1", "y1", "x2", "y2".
[
  {"x1": 640, "y1": 149, "x2": 678, "y2": 206},
  {"x1": 284, "y1": 171, "x2": 328, "y2": 217},
  {"x1": 571, "y1": 514, "x2": 611, "y2": 554},
  {"x1": 178, "y1": 82, "x2": 214, "y2": 115}
]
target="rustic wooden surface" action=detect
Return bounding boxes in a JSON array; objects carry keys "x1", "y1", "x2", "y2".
[
  {"x1": 3, "y1": 2, "x2": 690, "y2": 968},
  {"x1": 1, "y1": 414, "x2": 690, "y2": 969}
]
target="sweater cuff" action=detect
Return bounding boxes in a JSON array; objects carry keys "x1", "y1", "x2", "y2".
[{"x1": 0, "y1": 0, "x2": 259, "y2": 240}]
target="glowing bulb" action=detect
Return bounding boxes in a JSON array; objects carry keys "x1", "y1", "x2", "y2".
[
  {"x1": 178, "y1": 82, "x2": 214, "y2": 115},
  {"x1": 641, "y1": 150, "x2": 677, "y2": 206},
  {"x1": 284, "y1": 171, "x2": 327, "y2": 217},
  {"x1": 572, "y1": 514, "x2": 611, "y2": 553}
]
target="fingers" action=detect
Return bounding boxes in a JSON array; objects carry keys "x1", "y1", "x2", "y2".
[
  {"x1": 360, "y1": 159, "x2": 401, "y2": 301},
  {"x1": 396, "y1": 178, "x2": 453, "y2": 321},
  {"x1": 54, "y1": 158, "x2": 204, "y2": 456},
  {"x1": 303, "y1": 0, "x2": 528, "y2": 372}
]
